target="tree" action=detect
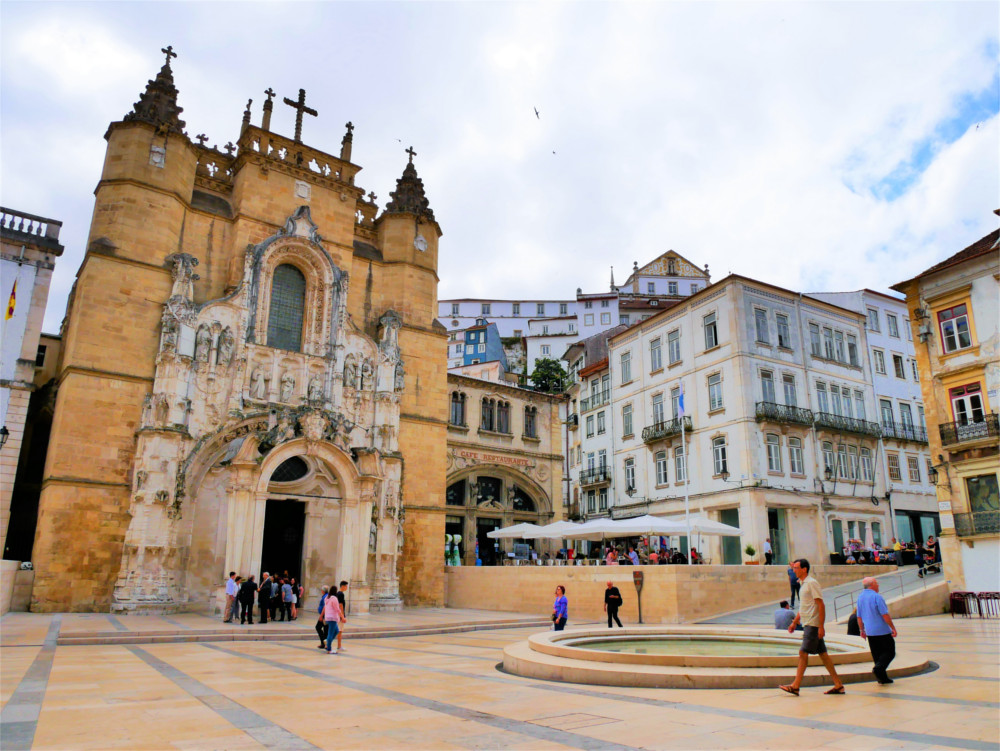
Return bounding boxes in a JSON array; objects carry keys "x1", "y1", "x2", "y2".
[{"x1": 530, "y1": 358, "x2": 567, "y2": 394}]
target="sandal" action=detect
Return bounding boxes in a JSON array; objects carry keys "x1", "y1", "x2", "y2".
[
  {"x1": 824, "y1": 686, "x2": 846, "y2": 694},
  {"x1": 779, "y1": 685, "x2": 799, "y2": 696}
]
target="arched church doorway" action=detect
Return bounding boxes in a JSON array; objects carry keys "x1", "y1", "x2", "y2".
[
  {"x1": 261, "y1": 500, "x2": 306, "y2": 581},
  {"x1": 445, "y1": 471, "x2": 551, "y2": 566}
]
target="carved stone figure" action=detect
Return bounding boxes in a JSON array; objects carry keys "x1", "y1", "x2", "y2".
[
  {"x1": 249, "y1": 366, "x2": 268, "y2": 399},
  {"x1": 299, "y1": 409, "x2": 327, "y2": 442},
  {"x1": 378, "y1": 310, "x2": 402, "y2": 359},
  {"x1": 308, "y1": 375, "x2": 324, "y2": 402},
  {"x1": 344, "y1": 356, "x2": 357, "y2": 389},
  {"x1": 161, "y1": 318, "x2": 179, "y2": 351},
  {"x1": 195, "y1": 325, "x2": 211, "y2": 362},
  {"x1": 135, "y1": 470, "x2": 148, "y2": 491},
  {"x1": 369, "y1": 504, "x2": 378, "y2": 553},
  {"x1": 360, "y1": 359, "x2": 374, "y2": 391},
  {"x1": 394, "y1": 361, "x2": 405, "y2": 392},
  {"x1": 154, "y1": 395, "x2": 169, "y2": 425},
  {"x1": 217, "y1": 327, "x2": 234, "y2": 366},
  {"x1": 396, "y1": 506, "x2": 405, "y2": 553},
  {"x1": 280, "y1": 372, "x2": 295, "y2": 402}
]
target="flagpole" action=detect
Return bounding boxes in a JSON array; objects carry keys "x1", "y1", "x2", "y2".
[{"x1": 681, "y1": 380, "x2": 691, "y2": 565}]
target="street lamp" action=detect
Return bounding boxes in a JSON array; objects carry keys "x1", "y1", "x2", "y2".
[
  {"x1": 0, "y1": 426, "x2": 8, "y2": 451},
  {"x1": 720, "y1": 469, "x2": 745, "y2": 488}
]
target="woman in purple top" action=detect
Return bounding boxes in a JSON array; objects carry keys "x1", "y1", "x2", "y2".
[{"x1": 552, "y1": 585, "x2": 568, "y2": 631}]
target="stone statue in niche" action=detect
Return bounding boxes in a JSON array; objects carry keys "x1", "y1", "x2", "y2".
[
  {"x1": 343, "y1": 356, "x2": 357, "y2": 389},
  {"x1": 394, "y1": 361, "x2": 405, "y2": 392},
  {"x1": 249, "y1": 366, "x2": 268, "y2": 399},
  {"x1": 279, "y1": 372, "x2": 295, "y2": 402},
  {"x1": 135, "y1": 470, "x2": 148, "y2": 491},
  {"x1": 308, "y1": 376, "x2": 324, "y2": 402},
  {"x1": 369, "y1": 504, "x2": 378, "y2": 553},
  {"x1": 154, "y1": 395, "x2": 169, "y2": 425},
  {"x1": 161, "y1": 318, "x2": 179, "y2": 351},
  {"x1": 378, "y1": 310, "x2": 402, "y2": 360},
  {"x1": 217, "y1": 327, "x2": 234, "y2": 366},
  {"x1": 396, "y1": 506, "x2": 405, "y2": 553},
  {"x1": 194, "y1": 325, "x2": 211, "y2": 362},
  {"x1": 360, "y1": 360, "x2": 374, "y2": 391}
]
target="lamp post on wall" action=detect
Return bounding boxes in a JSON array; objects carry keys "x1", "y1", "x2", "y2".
[{"x1": 0, "y1": 425, "x2": 9, "y2": 451}]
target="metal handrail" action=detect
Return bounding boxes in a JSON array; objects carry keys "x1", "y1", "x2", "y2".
[
  {"x1": 939, "y1": 414, "x2": 999, "y2": 446},
  {"x1": 880, "y1": 422, "x2": 929, "y2": 444},
  {"x1": 814, "y1": 412, "x2": 882, "y2": 438},
  {"x1": 755, "y1": 401, "x2": 814, "y2": 426},
  {"x1": 832, "y1": 571, "x2": 930, "y2": 621},
  {"x1": 641, "y1": 416, "x2": 693, "y2": 444}
]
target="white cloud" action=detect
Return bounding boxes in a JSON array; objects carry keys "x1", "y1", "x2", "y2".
[{"x1": 0, "y1": 1, "x2": 996, "y2": 332}]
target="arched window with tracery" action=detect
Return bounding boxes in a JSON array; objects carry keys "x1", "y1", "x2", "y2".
[
  {"x1": 481, "y1": 398, "x2": 496, "y2": 431},
  {"x1": 450, "y1": 392, "x2": 467, "y2": 426},
  {"x1": 523, "y1": 406, "x2": 538, "y2": 438},
  {"x1": 267, "y1": 264, "x2": 306, "y2": 351},
  {"x1": 497, "y1": 401, "x2": 511, "y2": 434}
]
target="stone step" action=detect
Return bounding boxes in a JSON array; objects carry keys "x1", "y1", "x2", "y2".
[{"x1": 57, "y1": 618, "x2": 549, "y2": 646}]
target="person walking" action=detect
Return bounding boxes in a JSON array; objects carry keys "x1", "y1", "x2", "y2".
[
  {"x1": 774, "y1": 601, "x2": 795, "y2": 631},
  {"x1": 552, "y1": 585, "x2": 568, "y2": 631},
  {"x1": 857, "y1": 577, "x2": 897, "y2": 684},
  {"x1": 224, "y1": 571, "x2": 238, "y2": 623},
  {"x1": 787, "y1": 561, "x2": 800, "y2": 607},
  {"x1": 604, "y1": 581, "x2": 623, "y2": 628},
  {"x1": 778, "y1": 558, "x2": 846, "y2": 696},
  {"x1": 315, "y1": 585, "x2": 329, "y2": 648},
  {"x1": 321, "y1": 583, "x2": 342, "y2": 654},
  {"x1": 269, "y1": 575, "x2": 281, "y2": 621},
  {"x1": 764, "y1": 538, "x2": 773, "y2": 565},
  {"x1": 334, "y1": 581, "x2": 349, "y2": 653},
  {"x1": 258, "y1": 572, "x2": 272, "y2": 624},
  {"x1": 239, "y1": 574, "x2": 257, "y2": 625}
]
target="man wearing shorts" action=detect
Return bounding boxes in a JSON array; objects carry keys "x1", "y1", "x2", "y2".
[{"x1": 779, "y1": 558, "x2": 845, "y2": 696}]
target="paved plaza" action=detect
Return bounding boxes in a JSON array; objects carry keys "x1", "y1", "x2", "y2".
[{"x1": 1, "y1": 608, "x2": 997, "y2": 751}]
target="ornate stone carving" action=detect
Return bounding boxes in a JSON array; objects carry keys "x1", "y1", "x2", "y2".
[
  {"x1": 394, "y1": 360, "x2": 405, "y2": 392},
  {"x1": 360, "y1": 359, "x2": 374, "y2": 391},
  {"x1": 249, "y1": 366, "x2": 268, "y2": 399},
  {"x1": 160, "y1": 317, "x2": 179, "y2": 352},
  {"x1": 343, "y1": 355, "x2": 357, "y2": 389},
  {"x1": 299, "y1": 409, "x2": 327, "y2": 442},
  {"x1": 195, "y1": 325, "x2": 211, "y2": 362},
  {"x1": 217, "y1": 327, "x2": 234, "y2": 366},
  {"x1": 307, "y1": 375, "x2": 324, "y2": 402},
  {"x1": 378, "y1": 310, "x2": 402, "y2": 361},
  {"x1": 279, "y1": 371, "x2": 295, "y2": 402},
  {"x1": 166, "y1": 252, "x2": 200, "y2": 301}
]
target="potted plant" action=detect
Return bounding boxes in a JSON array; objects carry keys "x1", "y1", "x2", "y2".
[{"x1": 744, "y1": 544, "x2": 759, "y2": 564}]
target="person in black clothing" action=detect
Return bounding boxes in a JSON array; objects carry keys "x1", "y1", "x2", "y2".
[
  {"x1": 257, "y1": 572, "x2": 271, "y2": 624},
  {"x1": 604, "y1": 581, "x2": 623, "y2": 628},
  {"x1": 334, "y1": 581, "x2": 349, "y2": 652},
  {"x1": 846, "y1": 607, "x2": 860, "y2": 636},
  {"x1": 239, "y1": 574, "x2": 257, "y2": 624}
]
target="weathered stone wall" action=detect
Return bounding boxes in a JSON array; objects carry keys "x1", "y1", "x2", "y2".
[{"x1": 445, "y1": 564, "x2": 892, "y2": 624}]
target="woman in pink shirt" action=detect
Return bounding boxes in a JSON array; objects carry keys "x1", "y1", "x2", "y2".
[{"x1": 322, "y1": 586, "x2": 343, "y2": 653}]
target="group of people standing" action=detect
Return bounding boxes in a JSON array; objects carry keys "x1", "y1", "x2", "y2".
[{"x1": 223, "y1": 571, "x2": 303, "y2": 624}]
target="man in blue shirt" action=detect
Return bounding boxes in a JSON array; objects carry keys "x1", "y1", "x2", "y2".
[
  {"x1": 857, "y1": 577, "x2": 897, "y2": 684},
  {"x1": 774, "y1": 601, "x2": 795, "y2": 631}
]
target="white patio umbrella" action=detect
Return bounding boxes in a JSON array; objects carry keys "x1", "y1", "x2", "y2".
[
  {"x1": 520, "y1": 520, "x2": 582, "y2": 539},
  {"x1": 681, "y1": 515, "x2": 743, "y2": 536},
  {"x1": 561, "y1": 517, "x2": 622, "y2": 541},
  {"x1": 609, "y1": 514, "x2": 688, "y2": 537},
  {"x1": 486, "y1": 522, "x2": 543, "y2": 539}
]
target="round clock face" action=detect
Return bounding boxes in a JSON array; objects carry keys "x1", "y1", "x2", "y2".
[{"x1": 414, "y1": 234, "x2": 428, "y2": 252}]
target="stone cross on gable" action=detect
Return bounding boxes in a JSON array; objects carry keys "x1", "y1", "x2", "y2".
[
  {"x1": 368, "y1": 191, "x2": 377, "y2": 203},
  {"x1": 162, "y1": 45, "x2": 177, "y2": 65},
  {"x1": 224, "y1": 142, "x2": 235, "y2": 155},
  {"x1": 345, "y1": 121, "x2": 354, "y2": 137},
  {"x1": 283, "y1": 88, "x2": 318, "y2": 143},
  {"x1": 264, "y1": 88, "x2": 275, "y2": 103},
  {"x1": 195, "y1": 134, "x2": 208, "y2": 146},
  {"x1": 406, "y1": 146, "x2": 417, "y2": 163}
]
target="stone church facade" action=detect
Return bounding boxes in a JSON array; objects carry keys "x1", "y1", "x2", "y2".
[{"x1": 28, "y1": 50, "x2": 447, "y2": 613}]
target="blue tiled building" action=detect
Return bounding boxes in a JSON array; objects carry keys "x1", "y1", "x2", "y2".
[{"x1": 461, "y1": 318, "x2": 509, "y2": 370}]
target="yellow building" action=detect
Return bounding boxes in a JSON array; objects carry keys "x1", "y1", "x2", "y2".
[
  {"x1": 26, "y1": 49, "x2": 447, "y2": 613},
  {"x1": 892, "y1": 225, "x2": 999, "y2": 592},
  {"x1": 445, "y1": 373, "x2": 565, "y2": 565}
]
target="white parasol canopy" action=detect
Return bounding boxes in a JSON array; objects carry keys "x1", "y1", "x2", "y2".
[
  {"x1": 561, "y1": 518, "x2": 622, "y2": 541},
  {"x1": 680, "y1": 514, "x2": 743, "y2": 536},
  {"x1": 486, "y1": 522, "x2": 543, "y2": 539},
  {"x1": 608, "y1": 514, "x2": 688, "y2": 537},
  {"x1": 520, "y1": 521, "x2": 582, "y2": 539}
]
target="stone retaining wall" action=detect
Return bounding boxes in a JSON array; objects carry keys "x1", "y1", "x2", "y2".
[{"x1": 445, "y1": 564, "x2": 892, "y2": 623}]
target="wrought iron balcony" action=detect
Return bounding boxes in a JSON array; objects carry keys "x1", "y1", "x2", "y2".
[
  {"x1": 813, "y1": 412, "x2": 882, "y2": 438},
  {"x1": 642, "y1": 416, "x2": 692, "y2": 444},
  {"x1": 880, "y1": 422, "x2": 929, "y2": 444},
  {"x1": 580, "y1": 390, "x2": 610, "y2": 413},
  {"x1": 579, "y1": 467, "x2": 612, "y2": 486},
  {"x1": 755, "y1": 401, "x2": 814, "y2": 427},
  {"x1": 954, "y1": 511, "x2": 1000, "y2": 537},
  {"x1": 939, "y1": 414, "x2": 999, "y2": 447},
  {"x1": 567, "y1": 413, "x2": 579, "y2": 428}
]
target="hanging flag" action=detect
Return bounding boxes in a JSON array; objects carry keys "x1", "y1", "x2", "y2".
[
  {"x1": 5, "y1": 279, "x2": 15, "y2": 320},
  {"x1": 678, "y1": 381, "x2": 685, "y2": 417}
]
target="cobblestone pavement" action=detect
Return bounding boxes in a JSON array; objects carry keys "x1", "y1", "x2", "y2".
[{"x1": 1, "y1": 608, "x2": 996, "y2": 750}]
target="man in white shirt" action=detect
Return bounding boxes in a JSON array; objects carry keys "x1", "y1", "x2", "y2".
[
  {"x1": 764, "y1": 538, "x2": 773, "y2": 565},
  {"x1": 224, "y1": 571, "x2": 237, "y2": 623},
  {"x1": 779, "y1": 558, "x2": 845, "y2": 696}
]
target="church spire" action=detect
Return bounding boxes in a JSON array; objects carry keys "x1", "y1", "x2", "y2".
[
  {"x1": 124, "y1": 46, "x2": 186, "y2": 135},
  {"x1": 384, "y1": 147, "x2": 435, "y2": 221}
]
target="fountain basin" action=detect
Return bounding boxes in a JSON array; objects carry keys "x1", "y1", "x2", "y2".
[{"x1": 502, "y1": 626, "x2": 930, "y2": 688}]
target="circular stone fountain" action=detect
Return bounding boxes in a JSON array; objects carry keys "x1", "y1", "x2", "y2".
[{"x1": 502, "y1": 626, "x2": 930, "y2": 689}]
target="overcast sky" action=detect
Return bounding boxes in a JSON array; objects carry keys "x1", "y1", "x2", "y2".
[{"x1": 2, "y1": 1, "x2": 997, "y2": 333}]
